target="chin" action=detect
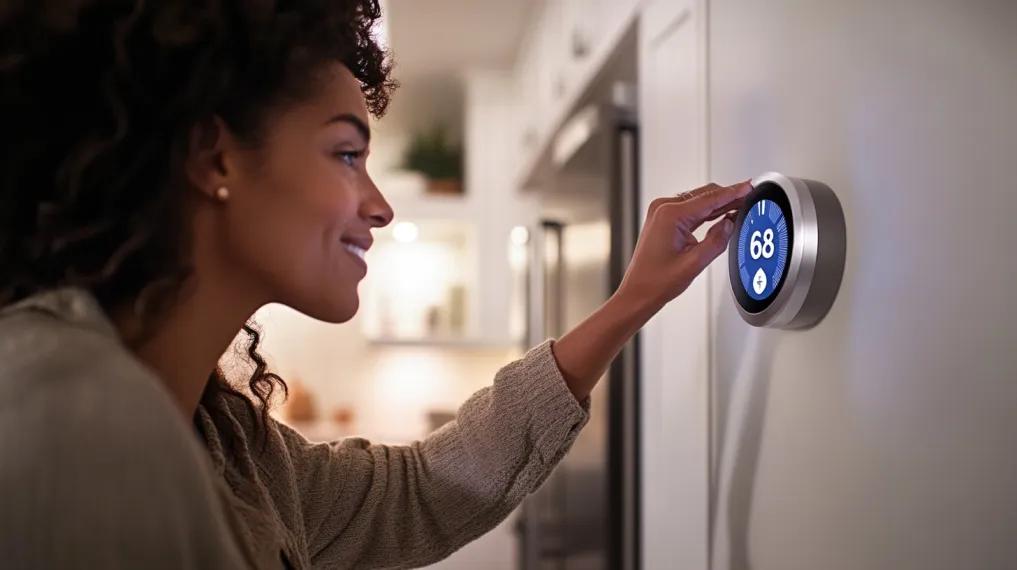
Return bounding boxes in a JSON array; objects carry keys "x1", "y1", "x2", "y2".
[
  {"x1": 291, "y1": 291, "x2": 359, "y2": 324},
  {"x1": 322, "y1": 298, "x2": 359, "y2": 324}
]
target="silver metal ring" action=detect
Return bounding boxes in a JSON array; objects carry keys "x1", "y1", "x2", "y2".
[{"x1": 727, "y1": 172, "x2": 846, "y2": 329}]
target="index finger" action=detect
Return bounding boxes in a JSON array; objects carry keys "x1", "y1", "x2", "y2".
[{"x1": 686, "y1": 180, "x2": 753, "y2": 220}]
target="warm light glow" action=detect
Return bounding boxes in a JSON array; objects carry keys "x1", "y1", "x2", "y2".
[
  {"x1": 360, "y1": 221, "x2": 473, "y2": 341},
  {"x1": 363, "y1": 239, "x2": 465, "y2": 338},
  {"x1": 510, "y1": 225, "x2": 530, "y2": 246},
  {"x1": 393, "y1": 222, "x2": 419, "y2": 243}
]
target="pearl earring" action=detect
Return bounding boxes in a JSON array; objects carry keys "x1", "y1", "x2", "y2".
[{"x1": 215, "y1": 186, "x2": 230, "y2": 201}]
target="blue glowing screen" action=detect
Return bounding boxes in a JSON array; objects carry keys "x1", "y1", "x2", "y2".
[{"x1": 737, "y1": 199, "x2": 790, "y2": 300}]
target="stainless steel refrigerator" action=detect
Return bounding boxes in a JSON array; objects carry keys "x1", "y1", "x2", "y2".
[{"x1": 516, "y1": 75, "x2": 641, "y2": 570}]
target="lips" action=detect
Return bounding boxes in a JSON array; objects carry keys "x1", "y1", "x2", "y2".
[
  {"x1": 342, "y1": 241, "x2": 366, "y2": 261},
  {"x1": 340, "y1": 236, "x2": 371, "y2": 266}
]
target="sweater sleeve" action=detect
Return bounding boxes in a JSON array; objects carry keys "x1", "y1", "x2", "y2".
[{"x1": 281, "y1": 339, "x2": 589, "y2": 569}]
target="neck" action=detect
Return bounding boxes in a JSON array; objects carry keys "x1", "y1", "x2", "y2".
[
  {"x1": 115, "y1": 275, "x2": 264, "y2": 419},
  {"x1": 113, "y1": 204, "x2": 270, "y2": 419}
]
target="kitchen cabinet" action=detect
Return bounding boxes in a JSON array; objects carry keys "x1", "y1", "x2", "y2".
[{"x1": 512, "y1": 0, "x2": 641, "y2": 189}]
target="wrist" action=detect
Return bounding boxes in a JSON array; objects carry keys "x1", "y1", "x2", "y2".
[{"x1": 609, "y1": 285, "x2": 663, "y2": 331}]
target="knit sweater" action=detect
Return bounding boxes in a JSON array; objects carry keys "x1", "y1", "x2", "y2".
[{"x1": 0, "y1": 287, "x2": 590, "y2": 569}]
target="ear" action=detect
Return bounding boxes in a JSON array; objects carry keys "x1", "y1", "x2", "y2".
[{"x1": 183, "y1": 115, "x2": 242, "y2": 201}]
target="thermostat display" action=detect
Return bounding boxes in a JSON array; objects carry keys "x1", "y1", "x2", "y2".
[
  {"x1": 728, "y1": 172, "x2": 846, "y2": 329},
  {"x1": 737, "y1": 198, "x2": 791, "y2": 301}
]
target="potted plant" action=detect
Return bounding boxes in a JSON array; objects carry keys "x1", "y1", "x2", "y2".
[{"x1": 402, "y1": 125, "x2": 464, "y2": 195}]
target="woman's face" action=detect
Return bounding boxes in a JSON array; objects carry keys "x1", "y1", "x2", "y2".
[{"x1": 209, "y1": 63, "x2": 393, "y2": 323}]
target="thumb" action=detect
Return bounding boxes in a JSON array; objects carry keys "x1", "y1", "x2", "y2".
[{"x1": 685, "y1": 215, "x2": 736, "y2": 273}]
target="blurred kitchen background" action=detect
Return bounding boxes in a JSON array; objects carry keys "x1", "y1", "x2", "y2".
[{"x1": 247, "y1": 1, "x2": 1017, "y2": 569}]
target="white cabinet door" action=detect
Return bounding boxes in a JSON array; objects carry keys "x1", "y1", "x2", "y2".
[{"x1": 638, "y1": 1, "x2": 712, "y2": 569}]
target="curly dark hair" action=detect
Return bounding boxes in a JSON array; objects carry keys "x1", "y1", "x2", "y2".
[{"x1": 0, "y1": 0, "x2": 397, "y2": 438}]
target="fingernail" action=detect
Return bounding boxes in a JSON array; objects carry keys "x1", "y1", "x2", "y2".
[{"x1": 724, "y1": 218, "x2": 735, "y2": 233}]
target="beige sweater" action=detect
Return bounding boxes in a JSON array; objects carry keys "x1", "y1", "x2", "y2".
[{"x1": 0, "y1": 288, "x2": 589, "y2": 569}]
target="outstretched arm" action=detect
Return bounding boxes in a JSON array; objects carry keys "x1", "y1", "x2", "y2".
[
  {"x1": 275, "y1": 180, "x2": 750, "y2": 569},
  {"x1": 552, "y1": 180, "x2": 751, "y2": 400}
]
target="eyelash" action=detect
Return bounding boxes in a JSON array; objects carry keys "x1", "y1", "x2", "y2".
[{"x1": 334, "y1": 149, "x2": 365, "y2": 167}]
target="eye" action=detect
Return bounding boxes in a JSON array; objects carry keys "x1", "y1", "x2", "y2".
[{"x1": 334, "y1": 149, "x2": 365, "y2": 168}]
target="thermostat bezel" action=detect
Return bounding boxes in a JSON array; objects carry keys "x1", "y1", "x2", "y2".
[{"x1": 728, "y1": 172, "x2": 846, "y2": 329}]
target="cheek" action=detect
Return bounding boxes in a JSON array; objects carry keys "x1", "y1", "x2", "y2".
[{"x1": 229, "y1": 153, "x2": 359, "y2": 281}]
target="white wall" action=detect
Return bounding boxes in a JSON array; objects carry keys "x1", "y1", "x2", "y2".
[{"x1": 706, "y1": 1, "x2": 1017, "y2": 569}]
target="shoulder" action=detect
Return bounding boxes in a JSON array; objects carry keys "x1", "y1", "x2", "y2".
[
  {"x1": 199, "y1": 385, "x2": 316, "y2": 472},
  {"x1": 0, "y1": 310, "x2": 244, "y2": 567},
  {"x1": 199, "y1": 387, "x2": 355, "y2": 498},
  {"x1": 0, "y1": 307, "x2": 190, "y2": 450}
]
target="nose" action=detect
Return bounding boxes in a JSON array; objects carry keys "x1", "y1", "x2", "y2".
[{"x1": 361, "y1": 177, "x2": 394, "y2": 228}]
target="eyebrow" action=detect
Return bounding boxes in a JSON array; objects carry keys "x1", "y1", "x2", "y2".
[{"x1": 324, "y1": 113, "x2": 371, "y2": 144}]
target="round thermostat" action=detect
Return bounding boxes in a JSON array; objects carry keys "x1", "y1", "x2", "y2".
[{"x1": 728, "y1": 172, "x2": 846, "y2": 329}]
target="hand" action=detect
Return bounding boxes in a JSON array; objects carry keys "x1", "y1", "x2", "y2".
[
  {"x1": 616, "y1": 180, "x2": 753, "y2": 313},
  {"x1": 551, "y1": 180, "x2": 752, "y2": 400}
]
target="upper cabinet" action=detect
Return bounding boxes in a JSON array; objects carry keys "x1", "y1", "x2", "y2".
[{"x1": 512, "y1": 0, "x2": 641, "y2": 188}]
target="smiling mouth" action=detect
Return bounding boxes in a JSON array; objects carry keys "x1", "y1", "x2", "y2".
[{"x1": 342, "y1": 241, "x2": 367, "y2": 263}]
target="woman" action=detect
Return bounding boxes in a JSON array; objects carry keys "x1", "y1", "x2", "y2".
[{"x1": 0, "y1": 1, "x2": 749, "y2": 568}]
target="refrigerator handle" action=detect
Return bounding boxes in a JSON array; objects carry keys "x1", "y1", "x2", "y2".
[
  {"x1": 518, "y1": 219, "x2": 567, "y2": 570},
  {"x1": 608, "y1": 124, "x2": 641, "y2": 570}
]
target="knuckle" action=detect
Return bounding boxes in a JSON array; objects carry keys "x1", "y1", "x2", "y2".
[
  {"x1": 654, "y1": 201, "x2": 684, "y2": 219},
  {"x1": 648, "y1": 198, "x2": 673, "y2": 216},
  {"x1": 651, "y1": 199, "x2": 681, "y2": 218}
]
